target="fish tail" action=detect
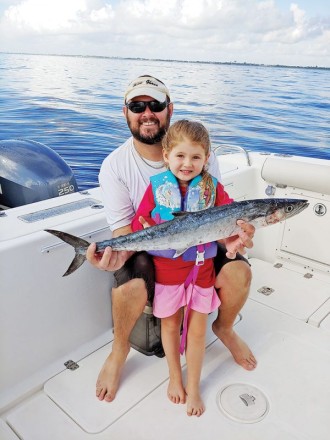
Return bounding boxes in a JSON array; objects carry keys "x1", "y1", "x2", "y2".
[
  {"x1": 63, "y1": 253, "x2": 87, "y2": 277},
  {"x1": 45, "y1": 229, "x2": 90, "y2": 276}
]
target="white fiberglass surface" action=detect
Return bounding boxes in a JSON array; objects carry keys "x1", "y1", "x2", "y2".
[
  {"x1": 248, "y1": 258, "x2": 330, "y2": 320},
  {"x1": 5, "y1": 301, "x2": 330, "y2": 440}
]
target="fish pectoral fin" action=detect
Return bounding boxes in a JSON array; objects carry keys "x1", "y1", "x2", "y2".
[
  {"x1": 172, "y1": 211, "x2": 189, "y2": 218},
  {"x1": 173, "y1": 248, "x2": 189, "y2": 258}
]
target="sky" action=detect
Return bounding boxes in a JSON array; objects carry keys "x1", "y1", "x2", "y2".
[{"x1": 0, "y1": 0, "x2": 329, "y2": 67}]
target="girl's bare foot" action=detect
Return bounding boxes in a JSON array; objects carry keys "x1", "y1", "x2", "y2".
[
  {"x1": 212, "y1": 323, "x2": 257, "y2": 370},
  {"x1": 186, "y1": 389, "x2": 205, "y2": 417},
  {"x1": 167, "y1": 378, "x2": 186, "y2": 404}
]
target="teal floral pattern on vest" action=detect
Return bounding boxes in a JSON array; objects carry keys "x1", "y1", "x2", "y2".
[{"x1": 150, "y1": 170, "x2": 217, "y2": 223}]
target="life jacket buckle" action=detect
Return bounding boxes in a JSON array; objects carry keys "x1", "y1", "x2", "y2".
[{"x1": 195, "y1": 250, "x2": 205, "y2": 266}]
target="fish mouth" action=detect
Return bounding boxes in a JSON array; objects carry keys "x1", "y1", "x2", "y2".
[
  {"x1": 265, "y1": 199, "x2": 309, "y2": 224},
  {"x1": 285, "y1": 199, "x2": 309, "y2": 217}
]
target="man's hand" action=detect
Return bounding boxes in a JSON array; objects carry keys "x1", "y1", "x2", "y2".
[
  {"x1": 224, "y1": 220, "x2": 255, "y2": 259},
  {"x1": 86, "y1": 243, "x2": 132, "y2": 272},
  {"x1": 86, "y1": 223, "x2": 133, "y2": 272}
]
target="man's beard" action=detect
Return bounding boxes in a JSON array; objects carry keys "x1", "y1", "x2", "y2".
[
  {"x1": 131, "y1": 126, "x2": 167, "y2": 145},
  {"x1": 127, "y1": 114, "x2": 170, "y2": 145}
]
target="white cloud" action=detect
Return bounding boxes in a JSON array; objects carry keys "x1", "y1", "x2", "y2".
[
  {"x1": 3, "y1": 0, "x2": 87, "y2": 32},
  {"x1": 0, "y1": 0, "x2": 329, "y2": 67},
  {"x1": 90, "y1": 4, "x2": 114, "y2": 22}
]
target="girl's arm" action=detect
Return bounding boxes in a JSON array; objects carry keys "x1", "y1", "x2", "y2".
[{"x1": 131, "y1": 184, "x2": 157, "y2": 232}]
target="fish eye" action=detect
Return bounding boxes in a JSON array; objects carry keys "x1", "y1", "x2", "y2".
[{"x1": 285, "y1": 205, "x2": 294, "y2": 213}]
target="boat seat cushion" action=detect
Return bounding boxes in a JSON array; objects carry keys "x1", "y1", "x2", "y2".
[{"x1": 261, "y1": 156, "x2": 330, "y2": 195}]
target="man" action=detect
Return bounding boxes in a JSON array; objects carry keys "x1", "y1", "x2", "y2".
[{"x1": 86, "y1": 75, "x2": 256, "y2": 403}]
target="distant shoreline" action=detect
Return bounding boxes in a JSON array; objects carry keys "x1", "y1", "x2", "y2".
[{"x1": 1, "y1": 51, "x2": 328, "y2": 71}]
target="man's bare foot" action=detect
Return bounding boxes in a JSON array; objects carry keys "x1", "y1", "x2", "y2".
[
  {"x1": 186, "y1": 389, "x2": 205, "y2": 417},
  {"x1": 212, "y1": 323, "x2": 257, "y2": 370},
  {"x1": 167, "y1": 378, "x2": 186, "y2": 404},
  {"x1": 96, "y1": 346, "x2": 129, "y2": 402}
]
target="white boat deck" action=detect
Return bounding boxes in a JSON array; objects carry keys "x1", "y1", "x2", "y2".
[{"x1": 3, "y1": 258, "x2": 330, "y2": 440}]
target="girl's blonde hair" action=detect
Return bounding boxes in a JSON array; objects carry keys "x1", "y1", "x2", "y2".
[
  {"x1": 162, "y1": 119, "x2": 211, "y2": 155},
  {"x1": 162, "y1": 119, "x2": 215, "y2": 196}
]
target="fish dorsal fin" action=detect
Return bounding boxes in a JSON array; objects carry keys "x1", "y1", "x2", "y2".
[{"x1": 172, "y1": 211, "x2": 190, "y2": 218}]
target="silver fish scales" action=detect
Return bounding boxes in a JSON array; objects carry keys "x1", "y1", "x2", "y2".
[{"x1": 45, "y1": 198, "x2": 308, "y2": 276}]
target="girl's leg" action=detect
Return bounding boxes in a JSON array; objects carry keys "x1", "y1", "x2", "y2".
[
  {"x1": 161, "y1": 309, "x2": 186, "y2": 404},
  {"x1": 185, "y1": 310, "x2": 208, "y2": 416}
]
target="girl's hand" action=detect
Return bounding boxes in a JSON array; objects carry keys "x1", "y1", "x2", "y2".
[
  {"x1": 224, "y1": 220, "x2": 255, "y2": 259},
  {"x1": 139, "y1": 216, "x2": 151, "y2": 229}
]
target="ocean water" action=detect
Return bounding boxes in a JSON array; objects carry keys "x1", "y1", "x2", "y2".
[{"x1": 0, "y1": 52, "x2": 329, "y2": 190}]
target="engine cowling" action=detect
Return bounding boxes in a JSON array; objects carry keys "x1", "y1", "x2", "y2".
[{"x1": 0, "y1": 139, "x2": 78, "y2": 208}]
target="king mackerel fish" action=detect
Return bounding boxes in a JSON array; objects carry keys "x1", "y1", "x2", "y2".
[{"x1": 45, "y1": 198, "x2": 309, "y2": 276}]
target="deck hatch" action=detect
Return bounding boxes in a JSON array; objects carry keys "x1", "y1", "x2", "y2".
[{"x1": 217, "y1": 383, "x2": 269, "y2": 423}]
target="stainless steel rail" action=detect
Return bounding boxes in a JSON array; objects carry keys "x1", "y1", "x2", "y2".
[{"x1": 213, "y1": 145, "x2": 251, "y2": 166}]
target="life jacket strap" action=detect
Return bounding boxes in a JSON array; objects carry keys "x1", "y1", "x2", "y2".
[{"x1": 179, "y1": 245, "x2": 205, "y2": 355}]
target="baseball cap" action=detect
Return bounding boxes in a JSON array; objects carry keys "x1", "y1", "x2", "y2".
[{"x1": 124, "y1": 75, "x2": 170, "y2": 103}]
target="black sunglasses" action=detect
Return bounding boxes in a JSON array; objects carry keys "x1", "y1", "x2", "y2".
[{"x1": 125, "y1": 100, "x2": 168, "y2": 114}]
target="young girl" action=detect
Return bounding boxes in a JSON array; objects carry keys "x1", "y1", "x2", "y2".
[{"x1": 131, "y1": 120, "x2": 233, "y2": 417}]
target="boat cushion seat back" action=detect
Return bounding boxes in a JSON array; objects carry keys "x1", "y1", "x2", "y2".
[{"x1": 261, "y1": 156, "x2": 330, "y2": 196}]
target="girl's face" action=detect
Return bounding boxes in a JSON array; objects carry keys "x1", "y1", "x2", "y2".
[{"x1": 163, "y1": 140, "x2": 209, "y2": 185}]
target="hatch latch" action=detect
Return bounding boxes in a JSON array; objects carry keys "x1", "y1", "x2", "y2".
[{"x1": 64, "y1": 360, "x2": 79, "y2": 370}]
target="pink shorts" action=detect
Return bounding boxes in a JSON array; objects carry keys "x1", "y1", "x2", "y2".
[{"x1": 153, "y1": 282, "x2": 221, "y2": 318}]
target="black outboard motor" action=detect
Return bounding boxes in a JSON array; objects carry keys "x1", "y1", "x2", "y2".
[{"x1": 0, "y1": 139, "x2": 78, "y2": 208}]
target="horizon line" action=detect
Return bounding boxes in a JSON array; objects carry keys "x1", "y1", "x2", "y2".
[{"x1": 0, "y1": 51, "x2": 328, "y2": 70}]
